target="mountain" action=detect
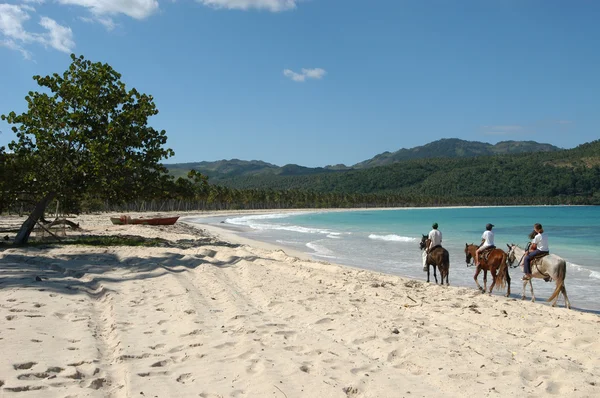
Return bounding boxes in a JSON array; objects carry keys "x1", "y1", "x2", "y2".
[
  {"x1": 352, "y1": 139, "x2": 561, "y2": 168},
  {"x1": 167, "y1": 159, "x2": 280, "y2": 180},
  {"x1": 166, "y1": 139, "x2": 563, "y2": 180},
  {"x1": 207, "y1": 140, "x2": 600, "y2": 200}
]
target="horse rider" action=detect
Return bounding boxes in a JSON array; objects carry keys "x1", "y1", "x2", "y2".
[
  {"x1": 475, "y1": 223, "x2": 495, "y2": 266},
  {"x1": 523, "y1": 223, "x2": 549, "y2": 280},
  {"x1": 427, "y1": 223, "x2": 442, "y2": 253}
]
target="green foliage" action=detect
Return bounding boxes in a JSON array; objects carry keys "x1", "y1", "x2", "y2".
[
  {"x1": 197, "y1": 140, "x2": 600, "y2": 204},
  {"x1": 1, "y1": 54, "x2": 174, "y2": 209},
  {"x1": 165, "y1": 139, "x2": 561, "y2": 182}
]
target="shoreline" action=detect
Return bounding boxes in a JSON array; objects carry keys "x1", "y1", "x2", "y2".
[
  {"x1": 182, "y1": 209, "x2": 600, "y2": 314},
  {"x1": 1, "y1": 212, "x2": 600, "y2": 397}
]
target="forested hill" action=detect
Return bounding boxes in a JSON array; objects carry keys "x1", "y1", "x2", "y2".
[
  {"x1": 206, "y1": 140, "x2": 600, "y2": 202},
  {"x1": 353, "y1": 138, "x2": 561, "y2": 168},
  {"x1": 167, "y1": 139, "x2": 561, "y2": 180}
]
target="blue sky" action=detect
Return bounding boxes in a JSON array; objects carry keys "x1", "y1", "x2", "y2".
[{"x1": 1, "y1": 1, "x2": 598, "y2": 167}]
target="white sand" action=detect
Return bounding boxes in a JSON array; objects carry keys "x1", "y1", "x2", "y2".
[{"x1": 1, "y1": 212, "x2": 599, "y2": 397}]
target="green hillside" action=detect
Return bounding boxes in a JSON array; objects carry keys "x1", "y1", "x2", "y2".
[
  {"x1": 207, "y1": 140, "x2": 600, "y2": 201},
  {"x1": 166, "y1": 138, "x2": 562, "y2": 180},
  {"x1": 352, "y1": 139, "x2": 561, "y2": 168}
]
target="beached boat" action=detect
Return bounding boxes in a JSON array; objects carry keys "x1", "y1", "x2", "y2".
[{"x1": 110, "y1": 216, "x2": 179, "y2": 226}]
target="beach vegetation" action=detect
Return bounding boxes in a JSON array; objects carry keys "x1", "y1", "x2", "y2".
[{"x1": 1, "y1": 54, "x2": 174, "y2": 244}]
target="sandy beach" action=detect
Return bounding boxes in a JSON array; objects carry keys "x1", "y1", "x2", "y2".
[{"x1": 1, "y1": 212, "x2": 599, "y2": 397}]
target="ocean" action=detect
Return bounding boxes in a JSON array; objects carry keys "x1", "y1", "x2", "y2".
[{"x1": 186, "y1": 206, "x2": 600, "y2": 312}]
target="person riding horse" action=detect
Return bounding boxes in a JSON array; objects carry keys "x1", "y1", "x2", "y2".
[
  {"x1": 523, "y1": 223, "x2": 549, "y2": 280},
  {"x1": 427, "y1": 222, "x2": 442, "y2": 253},
  {"x1": 475, "y1": 223, "x2": 495, "y2": 267}
]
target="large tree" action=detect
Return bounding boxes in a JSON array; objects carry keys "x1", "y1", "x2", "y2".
[{"x1": 2, "y1": 54, "x2": 174, "y2": 244}]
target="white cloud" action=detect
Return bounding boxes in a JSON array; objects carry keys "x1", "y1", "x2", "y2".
[
  {"x1": 197, "y1": 0, "x2": 298, "y2": 12},
  {"x1": 0, "y1": 4, "x2": 74, "y2": 57},
  {"x1": 40, "y1": 16, "x2": 74, "y2": 53},
  {"x1": 57, "y1": 0, "x2": 159, "y2": 19},
  {"x1": 283, "y1": 68, "x2": 326, "y2": 82},
  {"x1": 0, "y1": 4, "x2": 33, "y2": 42},
  {"x1": 0, "y1": 38, "x2": 33, "y2": 59},
  {"x1": 2, "y1": 0, "x2": 305, "y2": 59}
]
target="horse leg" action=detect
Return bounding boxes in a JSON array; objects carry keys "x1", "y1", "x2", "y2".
[
  {"x1": 483, "y1": 269, "x2": 488, "y2": 292},
  {"x1": 505, "y1": 268, "x2": 511, "y2": 297},
  {"x1": 432, "y1": 265, "x2": 439, "y2": 284},
  {"x1": 488, "y1": 268, "x2": 497, "y2": 295},
  {"x1": 473, "y1": 266, "x2": 484, "y2": 292},
  {"x1": 426, "y1": 265, "x2": 430, "y2": 283},
  {"x1": 561, "y1": 285, "x2": 571, "y2": 309},
  {"x1": 529, "y1": 280, "x2": 535, "y2": 302},
  {"x1": 521, "y1": 279, "x2": 527, "y2": 300}
]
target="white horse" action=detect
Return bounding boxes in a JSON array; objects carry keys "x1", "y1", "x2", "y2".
[{"x1": 506, "y1": 244, "x2": 571, "y2": 309}]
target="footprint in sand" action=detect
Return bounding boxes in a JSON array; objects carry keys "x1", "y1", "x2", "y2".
[
  {"x1": 176, "y1": 373, "x2": 193, "y2": 383},
  {"x1": 150, "y1": 360, "x2": 169, "y2": 368},
  {"x1": 149, "y1": 344, "x2": 165, "y2": 350},
  {"x1": 13, "y1": 362, "x2": 37, "y2": 370},
  {"x1": 4, "y1": 385, "x2": 46, "y2": 392},
  {"x1": 17, "y1": 372, "x2": 51, "y2": 380},
  {"x1": 315, "y1": 317, "x2": 334, "y2": 324},
  {"x1": 352, "y1": 336, "x2": 376, "y2": 345},
  {"x1": 214, "y1": 342, "x2": 236, "y2": 349}
]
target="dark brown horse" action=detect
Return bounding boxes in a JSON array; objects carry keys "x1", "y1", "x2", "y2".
[
  {"x1": 419, "y1": 235, "x2": 450, "y2": 285},
  {"x1": 464, "y1": 244, "x2": 510, "y2": 296}
]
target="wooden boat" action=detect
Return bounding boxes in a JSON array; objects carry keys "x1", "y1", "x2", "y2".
[{"x1": 110, "y1": 216, "x2": 179, "y2": 226}]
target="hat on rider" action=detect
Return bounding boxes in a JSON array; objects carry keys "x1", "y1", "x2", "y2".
[
  {"x1": 432, "y1": 223, "x2": 438, "y2": 229},
  {"x1": 486, "y1": 223, "x2": 494, "y2": 230}
]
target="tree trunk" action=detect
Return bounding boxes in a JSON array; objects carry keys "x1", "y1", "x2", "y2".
[{"x1": 14, "y1": 192, "x2": 56, "y2": 245}]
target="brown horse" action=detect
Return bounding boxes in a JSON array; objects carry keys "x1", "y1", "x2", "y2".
[
  {"x1": 419, "y1": 235, "x2": 450, "y2": 285},
  {"x1": 464, "y1": 244, "x2": 510, "y2": 296}
]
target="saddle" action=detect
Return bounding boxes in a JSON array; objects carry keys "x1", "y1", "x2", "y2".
[
  {"x1": 530, "y1": 252, "x2": 549, "y2": 266},
  {"x1": 479, "y1": 246, "x2": 496, "y2": 263}
]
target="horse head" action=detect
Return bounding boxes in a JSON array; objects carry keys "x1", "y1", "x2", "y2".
[
  {"x1": 464, "y1": 243, "x2": 473, "y2": 265},
  {"x1": 506, "y1": 244, "x2": 517, "y2": 266},
  {"x1": 419, "y1": 234, "x2": 428, "y2": 251}
]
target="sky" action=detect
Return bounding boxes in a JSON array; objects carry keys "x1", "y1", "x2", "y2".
[{"x1": 1, "y1": 0, "x2": 599, "y2": 167}]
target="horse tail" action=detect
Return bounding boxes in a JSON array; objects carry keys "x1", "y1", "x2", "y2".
[
  {"x1": 494, "y1": 250, "x2": 508, "y2": 291},
  {"x1": 547, "y1": 259, "x2": 567, "y2": 303}
]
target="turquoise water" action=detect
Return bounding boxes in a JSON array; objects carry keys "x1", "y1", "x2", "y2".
[{"x1": 189, "y1": 206, "x2": 600, "y2": 311}]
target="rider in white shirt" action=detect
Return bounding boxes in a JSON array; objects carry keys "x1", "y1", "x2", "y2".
[
  {"x1": 423, "y1": 223, "x2": 442, "y2": 271},
  {"x1": 523, "y1": 223, "x2": 549, "y2": 280},
  {"x1": 475, "y1": 223, "x2": 495, "y2": 266},
  {"x1": 427, "y1": 223, "x2": 442, "y2": 252}
]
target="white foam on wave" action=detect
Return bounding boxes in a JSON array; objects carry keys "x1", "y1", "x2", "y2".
[
  {"x1": 306, "y1": 241, "x2": 336, "y2": 259},
  {"x1": 226, "y1": 213, "x2": 293, "y2": 226},
  {"x1": 226, "y1": 213, "x2": 333, "y2": 235},
  {"x1": 276, "y1": 239, "x2": 301, "y2": 245},
  {"x1": 369, "y1": 234, "x2": 417, "y2": 242},
  {"x1": 589, "y1": 271, "x2": 600, "y2": 280}
]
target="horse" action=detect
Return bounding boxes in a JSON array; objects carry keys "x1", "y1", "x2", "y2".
[
  {"x1": 506, "y1": 244, "x2": 571, "y2": 309},
  {"x1": 419, "y1": 235, "x2": 450, "y2": 285},
  {"x1": 464, "y1": 244, "x2": 510, "y2": 296}
]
